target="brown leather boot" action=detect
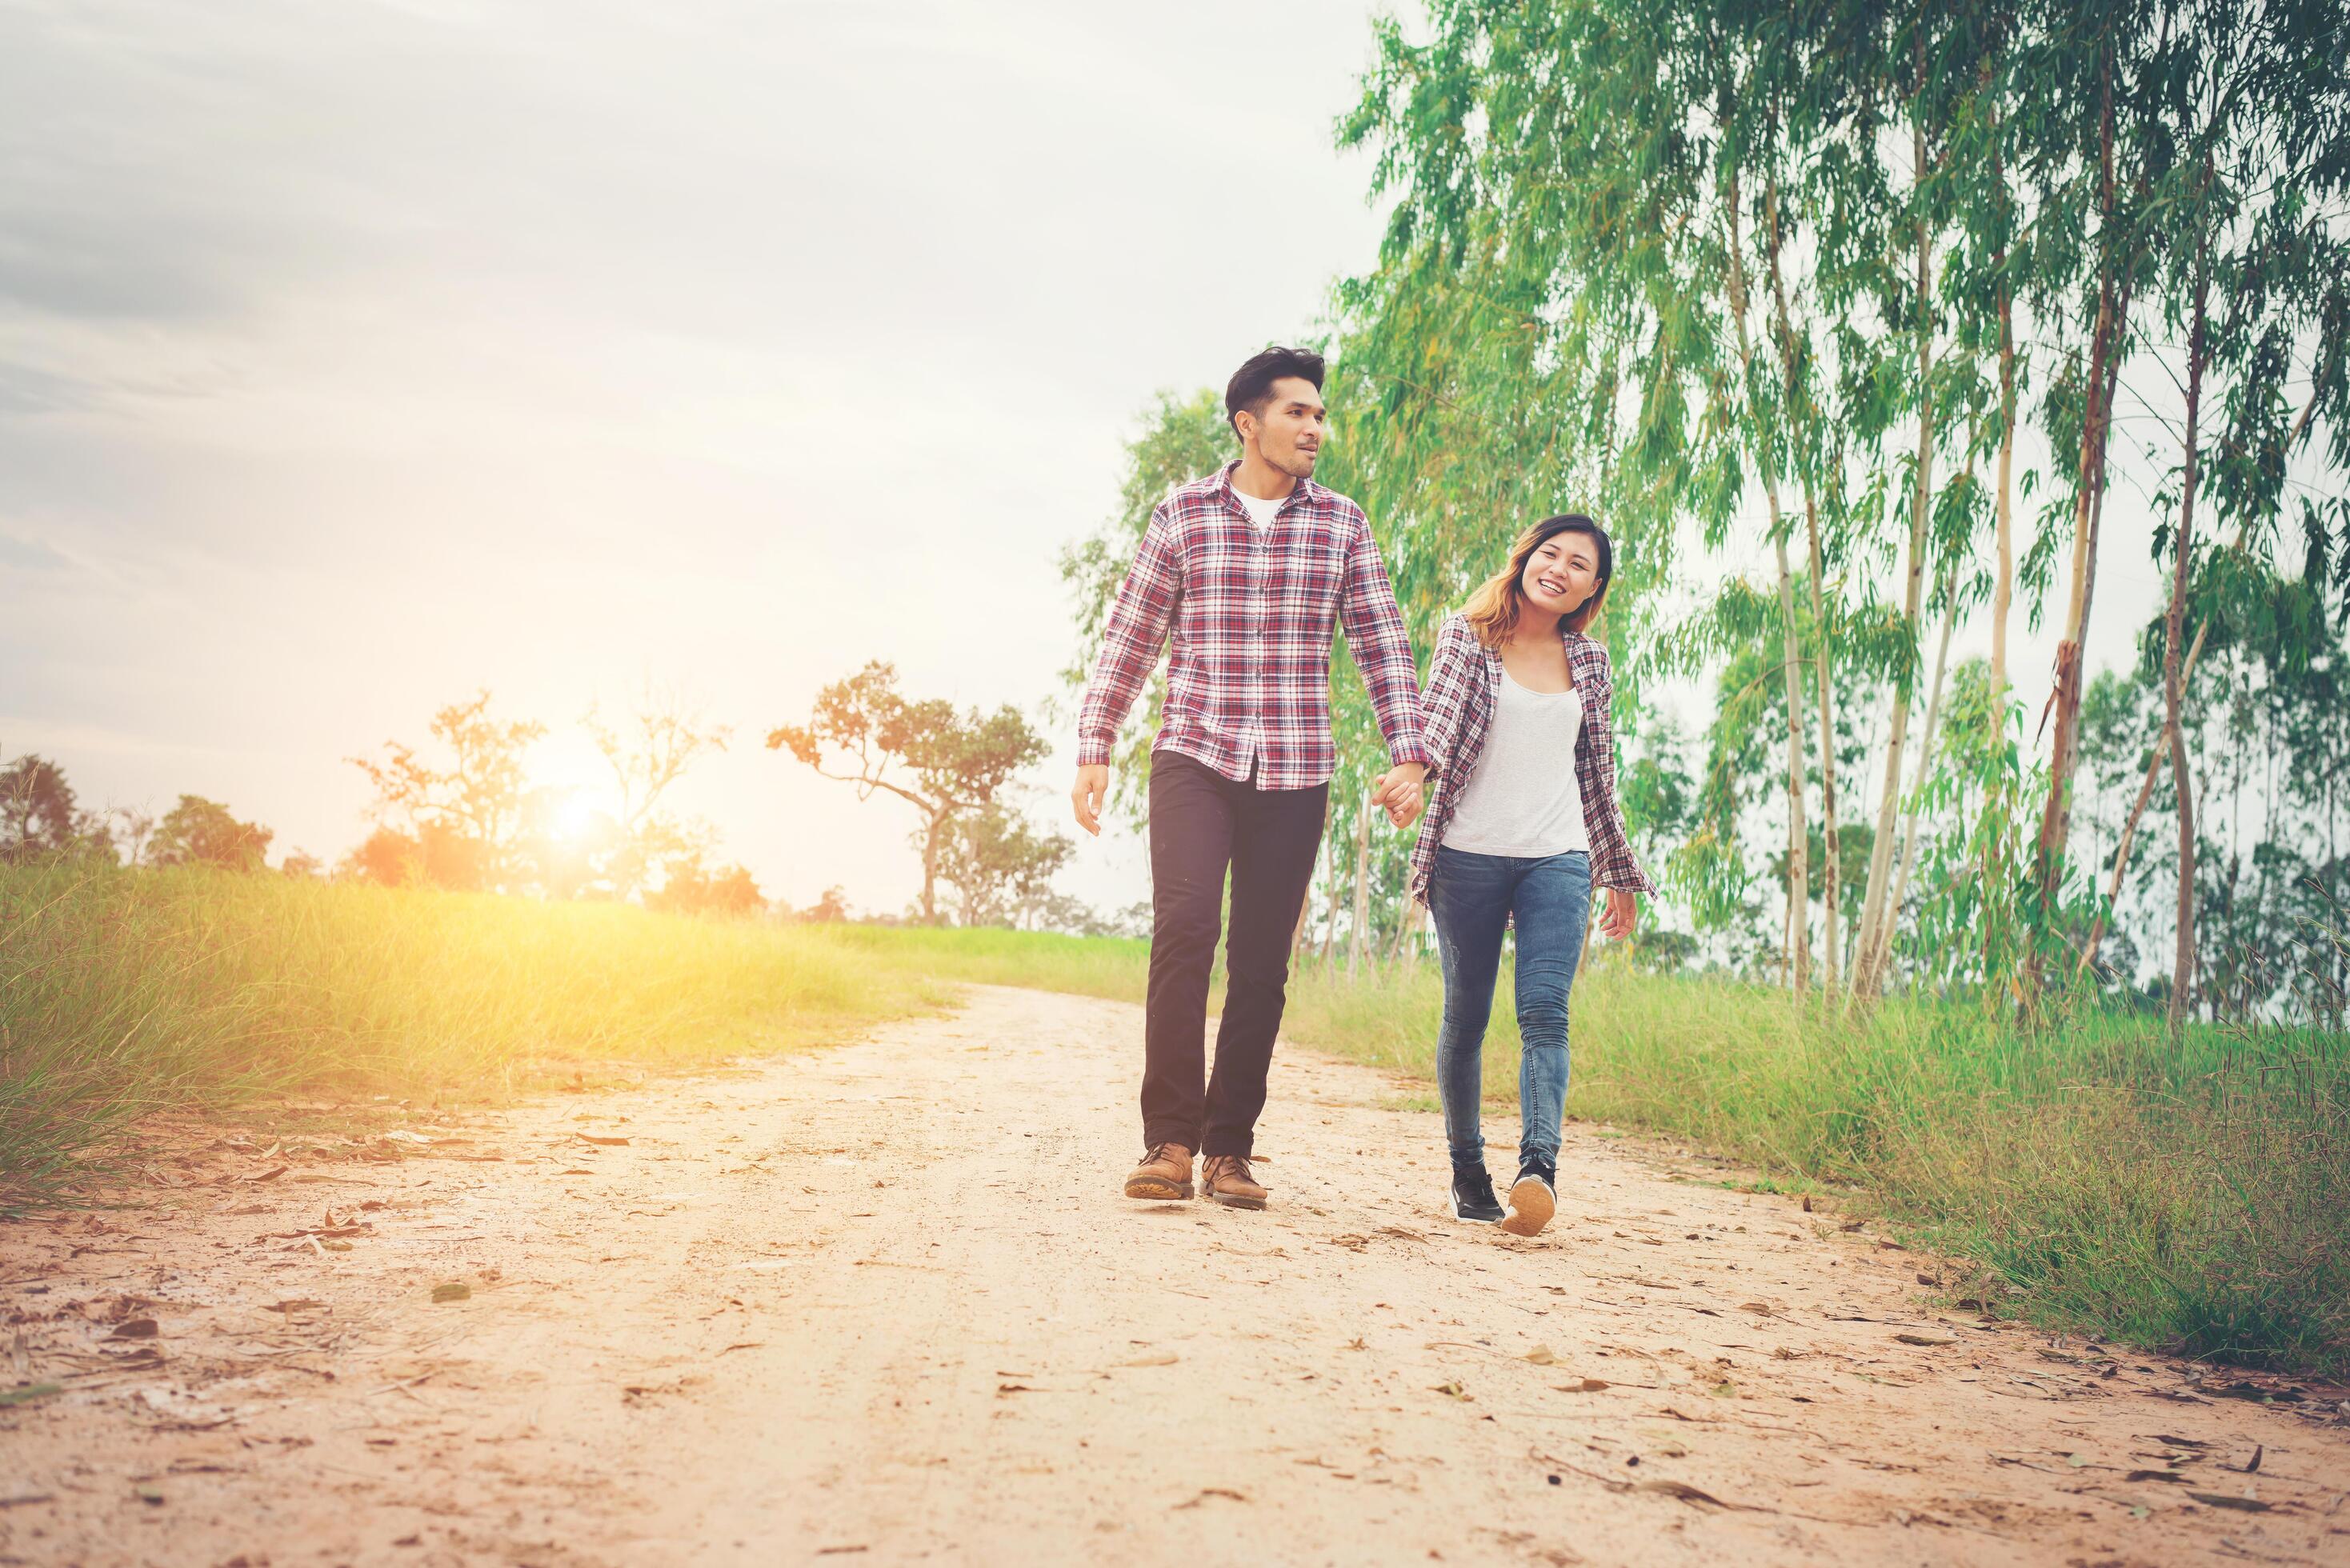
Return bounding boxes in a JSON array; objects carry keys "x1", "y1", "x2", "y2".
[
  {"x1": 1123, "y1": 1142, "x2": 1195, "y2": 1200},
  {"x1": 1200, "y1": 1154, "x2": 1267, "y2": 1210}
]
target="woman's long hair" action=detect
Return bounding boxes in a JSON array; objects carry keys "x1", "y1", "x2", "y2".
[{"x1": 1460, "y1": 514, "x2": 1614, "y2": 648}]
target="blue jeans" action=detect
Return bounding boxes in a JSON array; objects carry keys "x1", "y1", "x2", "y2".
[{"x1": 1427, "y1": 846, "x2": 1592, "y2": 1170}]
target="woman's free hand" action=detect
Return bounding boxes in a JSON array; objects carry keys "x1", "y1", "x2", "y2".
[{"x1": 1597, "y1": 887, "x2": 1639, "y2": 941}]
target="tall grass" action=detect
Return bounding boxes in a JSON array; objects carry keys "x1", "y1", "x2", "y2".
[
  {"x1": 0, "y1": 860, "x2": 947, "y2": 1205},
  {"x1": 1280, "y1": 959, "x2": 2350, "y2": 1377},
  {"x1": 6, "y1": 858, "x2": 2344, "y2": 1374}
]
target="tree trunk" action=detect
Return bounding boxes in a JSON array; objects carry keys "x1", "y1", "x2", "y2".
[
  {"x1": 2081, "y1": 616, "x2": 2215, "y2": 976},
  {"x1": 1851, "y1": 127, "x2": 1936, "y2": 1000},
  {"x1": 2032, "y1": 50, "x2": 2123, "y2": 927},
  {"x1": 1319, "y1": 835, "x2": 1341, "y2": 969},
  {"x1": 1767, "y1": 174, "x2": 1840, "y2": 993},
  {"x1": 1992, "y1": 293, "x2": 2016, "y2": 706},
  {"x1": 1392, "y1": 894, "x2": 1426, "y2": 974},
  {"x1": 1726, "y1": 170, "x2": 1810, "y2": 993},
  {"x1": 1881, "y1": 557, "x2": 1964, "y2": 984},
  {"x1": 1990, "y1": 110, "x2": 2016, "y2": 710},
  {"x1": 920, "y1": 808, "x2": 944, "y2": 926},
  {"x1": 1347, "y1": 791, "x2": 1373, "y2": 980},
  {"x1": 2164, "y1": 210, "x2": 2210, "y2": 1030},
  {"x1": 1295, "y1": 794, "x2": 1332, "y2": 961}
]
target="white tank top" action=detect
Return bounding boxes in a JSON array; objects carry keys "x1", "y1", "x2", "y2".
[{"x1": 1439, "y1": 668, "x2": 1589, "y2": 858}]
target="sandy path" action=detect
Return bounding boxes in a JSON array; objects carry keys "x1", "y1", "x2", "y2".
[{"x1": 3, "y1": 985, "x2": 2345, "y2": 1567}]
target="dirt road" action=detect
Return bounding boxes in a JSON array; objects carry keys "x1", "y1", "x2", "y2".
[{"x1": 4, "y1": 986, "x2": 2344, "y2": 1566}]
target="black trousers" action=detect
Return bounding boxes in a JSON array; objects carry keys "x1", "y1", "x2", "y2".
[{"x1": 1141, "y1": 751, "x2": 1329, "y2": 1159}]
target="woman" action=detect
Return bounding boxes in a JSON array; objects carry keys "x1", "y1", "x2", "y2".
[{"x1": 1375, "y1": 514, "x2": 1655, "y2": 1236}]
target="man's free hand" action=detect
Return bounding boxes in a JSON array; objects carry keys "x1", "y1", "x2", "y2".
[
  {"x1": 1597, "y1": 887, "x2": 1639, "y2": 941},
  {"x1": 1071, "y1": 764, "x2": 1109, "y2": 837}
]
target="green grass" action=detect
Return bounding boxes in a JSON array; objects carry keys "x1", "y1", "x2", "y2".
[
  {"x1": 1277, "y1": 957, "x2": 2350, "y2": 1378},
  {"x1": 0, "y1": 859, "x2": 949, "y2": 1204},
  {"x1": 6, "y1": 858, "x2": 2345, "y2": 1377}
]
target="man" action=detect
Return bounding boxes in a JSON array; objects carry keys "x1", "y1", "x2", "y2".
[{"x1": 1072, "y1": 346, "x2": 1428, "y2": 1210}]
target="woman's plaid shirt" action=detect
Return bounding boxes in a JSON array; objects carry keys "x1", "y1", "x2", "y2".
[
  {"x1": 1407, "y1": 613, "x2": 1656, "y2": 905},
  {"x1": 1077, "y1": 463, "x2": 1429, "y2": 789}
]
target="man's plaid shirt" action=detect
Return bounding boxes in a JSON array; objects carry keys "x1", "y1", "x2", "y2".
[
  {"x1": 1407, "y1": 613, "x2": 1656, "y2": 904},
  {"x1": 1077, "y1": 462, "x2": 1429, "y2": 790}
]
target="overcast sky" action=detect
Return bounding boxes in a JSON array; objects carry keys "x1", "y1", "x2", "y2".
[{"x1": 0, "y1": 0, "x2": 2173, "y2": 920}]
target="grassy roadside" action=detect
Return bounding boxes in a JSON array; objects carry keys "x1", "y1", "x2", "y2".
[
  {"x1": 1282, "y1": 962, "x2": 2350, "y2": 1378},
  {"x1": 0, "y1": 862, "x2": 951, "y2": 1206},
  {"x1": 6, "y1": 859, "x2": 2344, "y2": 1375}
]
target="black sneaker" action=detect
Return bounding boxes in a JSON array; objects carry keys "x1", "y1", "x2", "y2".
[
  {"x1": 1502, "y1": 1159, "x2": 1557, "y2": 1237},
  {"x1": 1447, "y1": 1165, "x2": 1504, "y2": 1224}
]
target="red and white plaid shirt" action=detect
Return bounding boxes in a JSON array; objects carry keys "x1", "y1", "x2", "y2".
[
  {"x1": 1407, "y1": 613, "x2": 1655, "y2": 902},
  {"x1": 1077, "y1": 462, "x2": 1429, "y2": 790}
]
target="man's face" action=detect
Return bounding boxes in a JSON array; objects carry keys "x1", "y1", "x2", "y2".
[{"x1": 1241, "y1": 377, "x2": 1327, "y2": 478}]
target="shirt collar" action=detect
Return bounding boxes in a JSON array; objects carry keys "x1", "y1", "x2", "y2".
[{"x1": 1219, "y1": 459, "x2": 1319, "y2": 514}]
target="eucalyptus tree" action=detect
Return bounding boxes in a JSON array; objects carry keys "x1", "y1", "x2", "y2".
[
  {"x1": 2018, "y1": 0, "x2": 2168, "y2": 978},
  {"x1": 2058, "y1": 0, "x2": 2350, "y2": 1020},
  {"x1": 1335, "y1": 0, "x2": 1744, "y2": 955}
]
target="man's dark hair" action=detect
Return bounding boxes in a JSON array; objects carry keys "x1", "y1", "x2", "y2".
[{"x1": 1224, "y1": 346, "x2": 1326, "y2": 439}]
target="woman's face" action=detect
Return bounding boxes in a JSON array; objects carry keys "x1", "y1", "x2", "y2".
[{"x1": 1519, "y1": 530, "x2": 1602, "y2": 620}]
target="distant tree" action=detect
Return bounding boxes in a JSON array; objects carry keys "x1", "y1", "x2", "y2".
[
  {"x1": 341, "y1": 822, "x2": 493, "y2": 890},
  {"x1": 109, "y1": 806, "x2": 156, "y2": 867},
  {"x1": 803, "y1": 885, "x2": 851, "y2": 923},
  {"x1": 349, "y1": 691, "x2": 545, "y2": 890},
  {"x1": 935, "y1": 804, "x2": 1074, "y2": 928},
  {"x1": 150, "y1": 795, "x2": 273, "y2": 872},
  {"x1": 646, "y1": 853, "x2": 764, "y2": 918},
  {"x1": 767, "y1": 662, "x2": 1049, "y2": 926},
  {"x1": 0, "y1": 753, "x2": 78, "y2": 861},
  {"x1": 584, "y1": 686, "x2": 731, "y2": 898},
  {"x1": 280, "y1": 850, "x2": 326, "y2": 879}
]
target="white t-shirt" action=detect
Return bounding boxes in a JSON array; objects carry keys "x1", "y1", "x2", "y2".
[
  {"x1": 1232, "y1": 488, "x2": 1285, "y2": 534},
  {"x1": 1439, "y1": 668, "x2": 1590, "y2": 858}
]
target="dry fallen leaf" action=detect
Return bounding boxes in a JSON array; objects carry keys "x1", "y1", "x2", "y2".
[
  {"x1": 431, "y1": 1282, "x2": 471, "y2": 1303},
  {"x1": 575, "y1": 1133, "x2": 631, "y2": 1147},
  {"x1": 1118, "y1": 1353, "x2": 1179, "y2": 1367},
  {"x1": 237, "y1": 1166, "x2": 290, "y2": 1184},
  {"x1": 110, "y1": 1319, "x2": 160, "y2": 1340},
  {"x1": 1523, "y1": 1346, "x2": 1558, "y2": 1366},
  {"x1": 1431, "y1": 1382, "x2": 1471, "y2": 1401},
  {"x1": 2185, "y1": 1492, "x2": 2272, "y2": 1512},
  {"x1": 1893, "y1": 1334, "x2": 1954, "y2": 1346}
]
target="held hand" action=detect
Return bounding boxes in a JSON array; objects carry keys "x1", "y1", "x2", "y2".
[
  {"x1": 1371, "y1": 763, "x2": 1427, "y2": 830},
  {"x1": 1596, "y1": 887, "x2": 1639, "y2": 941},
  {"x1": 1071, "y1": 764, "x2": 1109, "y2": 837}
]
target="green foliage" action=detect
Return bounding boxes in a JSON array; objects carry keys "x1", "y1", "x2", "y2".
[
  {"x1": 0, "y1": 754, "x2": 81, "y2": 861},
  {"x1": 0, "y1": 860, "x2": 947, "y2": 1210},
  {"x1": 1283, "y1": 952, "x2": 2349, "y2": 1375},
  {"x1": 149, "y1": 795, "x2": 272, "y2": 873},
  {"x1": 1055, "y1": 390, "x2": 1231, "y2": 827}
]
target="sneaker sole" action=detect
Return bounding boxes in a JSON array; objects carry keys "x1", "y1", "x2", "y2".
[
  {"x1": 1123, "y1": 1176, "x2": 1192, "y2": 1201},
  {"x1": 1501, "y1": 1176, "x2": 1555, "y2": 1237},
  {"x1": 1204, "y1": 1189, "x2": 1267, "y2": 1210}
]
